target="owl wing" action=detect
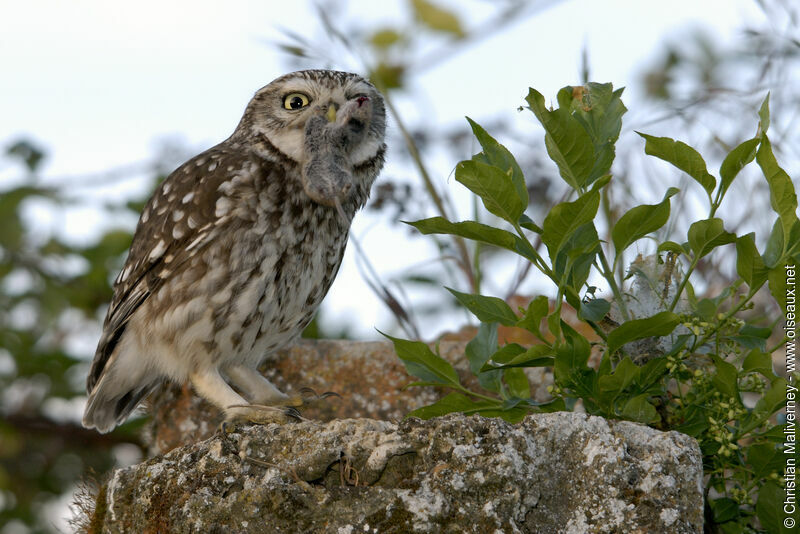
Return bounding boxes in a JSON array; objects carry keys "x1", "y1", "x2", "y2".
[{"x1": 86, "y1": 145, "x2": 261, "y2": 394}]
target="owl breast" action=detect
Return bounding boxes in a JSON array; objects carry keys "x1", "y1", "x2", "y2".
[
  {"x1": 207, "y1": 157, "x2": 351, "y2": 368},
  {"x1": 138, "y1": 152, "x2": 355, "y2": 379}
]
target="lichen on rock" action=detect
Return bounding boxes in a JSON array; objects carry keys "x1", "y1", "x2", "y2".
[{"x1": 89, "y1": 412, "x2": 703, "y2": 533}]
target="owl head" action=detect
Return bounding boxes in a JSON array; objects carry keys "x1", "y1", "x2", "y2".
[{"x1": 235, "y1": 70, "x2": 387, "y2": 207}]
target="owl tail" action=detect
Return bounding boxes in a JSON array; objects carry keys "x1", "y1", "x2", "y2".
[{"x1": 82, "y1": 378, "x2": 159, "y2": 433}]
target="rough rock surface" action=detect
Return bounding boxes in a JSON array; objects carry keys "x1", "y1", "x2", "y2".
[
  {"x1": 143, "y1": 339, "x2": 551, "y2": 455},
  {"x1": 95, "y1": 413, "x2": 702, "y2": 534}
]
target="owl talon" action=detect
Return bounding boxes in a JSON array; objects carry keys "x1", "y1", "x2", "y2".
[{"x1": 225, "y1": 404, "x2": 305, "y2": 426}]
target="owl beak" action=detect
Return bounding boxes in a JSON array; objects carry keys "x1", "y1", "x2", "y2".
[{"x1": 326, "y1": 105, "x2": 337, "y2": 123}]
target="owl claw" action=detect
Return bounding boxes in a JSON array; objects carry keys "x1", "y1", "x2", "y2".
[
  {"x1": 224, "y1": 403, "x2": 305, "y2": 426},
  {"x1": 296, "y1": 387, "x2": 342, "y2": 401}
]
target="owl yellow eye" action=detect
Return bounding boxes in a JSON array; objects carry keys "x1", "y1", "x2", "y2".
[{"x1": 283, "y1": 93, "x2": 310, "y2": 110}]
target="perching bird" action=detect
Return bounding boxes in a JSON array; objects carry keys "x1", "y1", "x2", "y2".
[{"x1": 82, "y1": 70, "x2": 386, "y2": 433}]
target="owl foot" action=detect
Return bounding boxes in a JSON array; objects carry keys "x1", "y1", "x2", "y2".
[
  {"x1": 280, "y1": 387, "x2": 341, "y2": 411},
  {"x1": 223, "y1": 404, "x2": 304, "y2": 430}
]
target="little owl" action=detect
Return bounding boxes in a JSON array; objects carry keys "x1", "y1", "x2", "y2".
[{"x1": 82, "y1": 70, "x2": 386, "y2": 433}]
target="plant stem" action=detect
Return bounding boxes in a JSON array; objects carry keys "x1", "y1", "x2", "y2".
[
  {"x1": 382, "y1": 95, "x2": 477, "y2": 291},
  {"x1": 669, "y1": 254, "x2": 701, "y2": 312},
  {"x1": 512, "y1": 222, "x2": 555, "y2": 282},
  {"x1": 598, "y1": 248, "x2": 631, "y2": 321},
  {"x1": 455, "y1": 384, "x2": 501, "y2": 403}
]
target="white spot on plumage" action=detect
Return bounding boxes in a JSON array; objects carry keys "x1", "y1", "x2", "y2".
[
  {"x1": 182, "y1": 192, "x2": 194, "y2": 204},
  {"x1": 141, "y1": 209, "x2": 150, "y2": 223},
  {"x1": 187, "y1": 215, "x2": 199, "y2": 229},
  {"x1": 196, "y1": 158, "x2": 206, "y2": 167},
  {"x1": 173, "y1": 210, "x2": 184, "y2": 222},
  {"x1": 117, "y1": 265, "x2": 132, "y2": 284},
  {"x1": 215, "y1": 197, "x2": 233, "y2": 217},
  {"x1": 149, "y1": 240, "x2": 166, "y2": 261},
  {"x1": 208, "y1": 162, "x2": 218, "y2": 171},
  {"x1": 163, "y1": 182, "x2": 172, "y2": 195},
  {"x1": 173, "y1": 226, "x2": 186, "y2": 239},
  {"x1": 186, "y1": 233, "x2": 207, "y2": 251}
]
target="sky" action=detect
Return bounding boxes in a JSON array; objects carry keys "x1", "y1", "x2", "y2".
[{"x1": 0, "y1": 0, "x2": 770, "y2": 346}]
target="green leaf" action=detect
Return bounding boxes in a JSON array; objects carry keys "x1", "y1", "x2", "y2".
[
  {"x1": 447, "y1": 287, "x2": 519, "y2": 326},
  {"x1": 579, "y1": 298, "x2": 610, "y2": 322},
  {"x1": 637, "y1": 132, "x2": 716, "y2": 198},
  {"x1": 368, "y1": 62, "x2": 405, "y2": 90},
  {"x1": 455, "y1": 159, "x2": 525, "y2": 224},
  {"x1": 504, "y1": 368, "x2": 531, "y2": 399},
  {"x1": 558, "y1": 84, "x2": 626, "y2": 145},
  {"x1": 753, "y1": 377, "x2": 787, "y2": 420},
  {"x1": 406, "y1": 392, "x2": 493, "y2": 419},
  {"x1": 487, "y1": 343, "x2": 527, "y2": 364},
  {"x1": 485, "y1": 344, "x2": 554, "y2": 370},
  {"x1": 696, "y1": 298, "x2": 718, "y2": 321},
  {"x1": 551, "y1": 221, "x2": 600, "y2": 295},
  {"x1": 519, "y1": 214, "x2": 542, "y2": 233},
  {"x1": 767, "y1": 261, "x2": 792, "y2": 310},
  {"x1": 709, "y1": 498, "x2": 740, "y2": 524},
  {"x1": 465, "y1": 322, "x2": 501, "y2": 393},
  {"x1": 598, "y1": 357, "x2": 639, "y2": 397},
  {"x1": 687, "y1": 218, "x2": 735, "y2": 258},
  {"x1": 620, "y1": 394, "x2": 659, "y2": 423},
  {"x1": 719, "y1": 137, "x2": 759, "y2": 199},
  {"x1": 542, "y1": 190, "x2": 600, "y2": 259},
  {"x1": 710, "y1": 355, "x2": 739, "y2": 400},
  {"x1": 757, "y1": 135, "x2": 798, "y2": 256},
  {"x1": 558, "y1": 83, "x2": 627, "y2": 186},
  {"x1": 636, "y1": 357, "x2": 669, "y2": 389},
  {"x1": 612, "y1": 188, "x2": 678, "y2": 261},
  {"x1": 607, "y1": 311, "x2": 680, "y2": 355},
  {"x1": 410, "y1": 0, "x2": 465, "y2": 37},
  {"x1": 747, "y1": 443, "x2": 783, "y2": 479},
  {"x1": 756, "y1": 481, "x2": 787, "y2": 534},
  {"x1": 382, "y1": 332, "x2": 460, "y2": 386},
  {"x1": 763, "y1": 217, "x2": 785, "y2": 268},
  {"x1": 742, "y1": 350, "x2": 775, "y2": 378},
  {"x1": 369, "y1": 28, "x2": 403, "y2": 48},
  {"x1": 758, "y1": 92, "x2": 770, "y2": 135},
  {"x1": 407, "y1": 217, "x2": 519, "y2": 251},
  {"x1": 554, "y1": 324, "x2": 591, "y2": 382},
  {"x1": 516, "y1": 296, "x2": 549, "y2": 337},
  {"x1": 735, "y1": 233, "x2": 768, "y2": 289},
  {"x1": 657, "y1": 240, "x2": 689, "y2": 256},
  {"x1": 526, "y1": 87, "x2": 595, "y2": 190},
  {"x1": 676, "y1": 405, "x2": 709, "y2": 437},
  {"x1": 466, "y1": 117, "x2": 528, "y2": 209},
  {"x1": 731, "y1": 324, "x2": 772, "y2": 351}
]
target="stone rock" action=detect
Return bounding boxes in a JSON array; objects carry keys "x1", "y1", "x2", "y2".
[
  {"x1": 93, "y1": 413, "x2": 703, "y2": 533},
  {"x1": 143, "y1": 339, "x2": 552, "y2": 455}
]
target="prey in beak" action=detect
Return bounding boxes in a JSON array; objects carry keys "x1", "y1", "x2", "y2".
[{"x1": 301, "y1": 96, "x2": 372, "y2": 210}]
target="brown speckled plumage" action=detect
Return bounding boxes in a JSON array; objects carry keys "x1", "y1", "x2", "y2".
[{"x1": 83, "y1": 70, "x2": 386, "y2": 433}]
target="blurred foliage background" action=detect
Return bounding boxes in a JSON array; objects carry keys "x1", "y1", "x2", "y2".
[{"x1": 0, "y1": 0, "x2": 797, "y2": 532}]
